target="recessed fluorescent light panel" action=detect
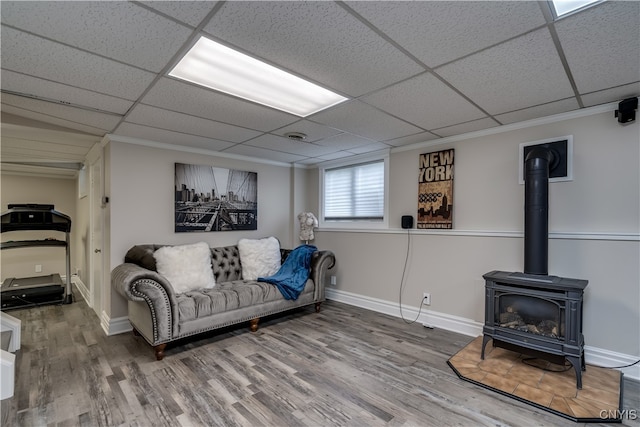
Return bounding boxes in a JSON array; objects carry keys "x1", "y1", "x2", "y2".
[
  {"x1": 169, "y1": 36, "x2": 348, "y2": 117},
  {"x1": 549, "y1": 0, "x2": 602, "y2": 18}
]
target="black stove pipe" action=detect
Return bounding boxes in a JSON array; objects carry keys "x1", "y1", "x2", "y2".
[{"x1": 524, "y1": 147, "x2": 554, "y2": 275}]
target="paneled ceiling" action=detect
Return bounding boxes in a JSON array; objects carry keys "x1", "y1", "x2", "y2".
[{"x1": 1, "y1": 1, "x2": 639, "y2": 175}]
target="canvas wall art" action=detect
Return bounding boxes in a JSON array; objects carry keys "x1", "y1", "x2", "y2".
[
  {"x1": 175, "y1": 163, "x2": 257, "y2": 232},
  {"x1": 417, "y1": 149, "x2": 454, "y2": 229}
]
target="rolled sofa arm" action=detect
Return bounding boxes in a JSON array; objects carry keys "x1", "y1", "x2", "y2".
[
  {"x1": 111, "y1": 263, "x2": 178, "y2": 343},
  {"x1": 310, "y1": 250, "x2": 336, "y2": 302}
]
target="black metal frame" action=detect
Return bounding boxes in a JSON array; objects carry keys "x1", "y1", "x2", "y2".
[{"x1": 1, "y1": 204, "x2": 73, "y2": 309}]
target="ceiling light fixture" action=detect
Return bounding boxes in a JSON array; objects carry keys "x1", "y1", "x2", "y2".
[
  {"x1": 169, "y1": 36, "x2": 348, "y2": 117},
  {"x1": 548, "y1": 0, "x2": 602, "y2": 18}
]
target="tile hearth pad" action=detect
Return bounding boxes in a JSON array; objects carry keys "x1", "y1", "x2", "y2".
[{"x1": 448, "y1": 336, "x2": 624, "y2": 423}]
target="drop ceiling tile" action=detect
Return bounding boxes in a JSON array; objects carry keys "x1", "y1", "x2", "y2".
[
  {"x1": 1, "y1": 145, "x2": 86, "y2": 162},
  {"x1": 0, "y1": 163, "x2": 78, "y2": 178},
  {"x1": 275, "y1": 120, "x2": 343, "y2": 143},
  {"x1": 294, "y1": 157, "x2": 326, "y2": 166},
  {"x1": 0, "y1": 105, "x2": 106, "y2": 135},
  {"x1": 437, "y1": 28, "x2": 574, "y2": 115},
  {"x1": 347, "y1": 1, "x2": 546, "y2": 67},
  {"x1": 581, "y1": 83, "x2": 640, "y2": 108},
  {"x1": 494, "y1": 98, "x2": 580, "y2": 125},
  {"x1": 1, "y1": 1, "x2": 192, "y2": 72},
  {"x1": 141, "y1": 78, "x2": 298, "y2": 132},
  {"x1": 139, "y1": 1, "x2": 218, "y2": 27},
  {"x1": 312, "y1": 101, "x2": 423, "y2": 141},
  {"x1": 2, "y1": 94, "x2": 120, "y2": 131},
  {"x1": 203, "y1": 1, "x2": 423, "y2": 97},
  {"x1": 312, "y1": 133, "x2": 377, "y2": 151},
  {"x1": 2, "y1": 136, "x2": 93, "y2": 157},
  {"x1": 346, "y1": 143, "x2": 391, "y2": 155},
  {"x1": 1, "y1": 70, "x2": 133, "y2": 115},
  {"x1": 125, "y1": 104, "x2": 262, "y2": 143},
  {"x1": 114, "y1": 122, "x2": 235, "y2": 152},
  {"x1": 244, "y1": 134, "x2": 337, "y2": 157},
  {"x1": 362, "y1": 73, "x2": 487, "y2": 130},
  {"x1": 432, "y1": 117, "x2": 500, "y2": 137},
  {"x1": 555, "y1": 1, "x2": 640, "y2": 94},
  {"x1": 1, "y1": 27, "x2": 155, "y2": 100},
  {"x1": 385, "y1": 132, "x2": 440, "y2": 147},
  {"x1": 1, "y1": 123, "x2": 101, "y2": 147},
  {"x1": 223, "y1": 144, "x2": 306, "y2": 164},
  {"x1": 316, "y1": 151, "x2": 359, "y2": 161}
]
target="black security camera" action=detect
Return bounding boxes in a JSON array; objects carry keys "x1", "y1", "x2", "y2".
[{"x1": 614, "y1": 97, "x2": 638, "y2": 124}]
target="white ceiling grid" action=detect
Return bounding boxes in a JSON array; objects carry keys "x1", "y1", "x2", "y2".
[{"x1": 1, "y1": 0, "x2": 638, "y2": 169}]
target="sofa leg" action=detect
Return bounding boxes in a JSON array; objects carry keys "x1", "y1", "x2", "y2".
[
  {"x1": 315, "y1": 302, "x2": 322, "y2": 313},
  {"x1": 250, "y1": 318, "x2": 259, "y2": 332},
  {"x1": 154, "y1": 343, "x2": 167, "y2": 361}
]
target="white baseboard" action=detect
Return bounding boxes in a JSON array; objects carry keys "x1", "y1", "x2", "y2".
[
  {"x1": 70, "y1": 276, "x2": 131, "y2": 337},
  {"x1": 585, "y1": 345, "x2": 640, "y2": 382},
  {"x1": 70, "y1": 274, "x2": 90, "y2": 306},
  {"x1": 325, "y1": 288, "x2": 483, "y2": 337},
  {"x1": 101, "y1": 313, "x2": 132, "y2": 336},
  {"x1": 325, "y1": 288, "x2": 640, "y2": 382}
]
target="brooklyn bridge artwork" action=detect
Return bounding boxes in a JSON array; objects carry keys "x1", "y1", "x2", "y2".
[{"x1": 175, "y1": 163, "x2": 257, "y2": 232}]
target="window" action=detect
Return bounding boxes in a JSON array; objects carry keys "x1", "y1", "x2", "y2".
[{"x1": 321, "y1": 155, "x2": 388, "y2": 228}]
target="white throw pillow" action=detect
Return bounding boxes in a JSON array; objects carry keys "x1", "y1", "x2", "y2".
[
  {"x1": 153, "y1": 242, "x2": 216, "y2": 294},
  {"x1": 238, "y1": 236, "x2": 281, "y2": 281}
]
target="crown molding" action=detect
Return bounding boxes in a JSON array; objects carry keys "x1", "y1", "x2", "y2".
[
  {"x1": 392, "y1": 101, "x2": 618, "y2": 154},
  {"x1": 105, "y1": 133, "x2": 295, "y2": 168}
]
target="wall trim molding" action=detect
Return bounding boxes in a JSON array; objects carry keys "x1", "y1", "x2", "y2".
[
  {"x1": 303, "y1": 102, "x2": 618, "y2": 170},
  {"x1": 391, "y1": 101, "x2": 617, "y2": 154},
  {"x1": 325, "y1": 288, "x2": 640, "y2": 381},
  {"x1": 101, "y1": 313, "x2": 132, "y2": 336},
  {"x1": 318, "y1": 228, "x2": 640, "y2": 242},
  {"x1": 71, "y1": 274, "x2": 90, "y2": 306},
  {"x1": 106, "y1": 134, "x2": 293, "y2": 168},
  {"x1": 584, "y1": 345, "x2": 640, "y2": 382}
]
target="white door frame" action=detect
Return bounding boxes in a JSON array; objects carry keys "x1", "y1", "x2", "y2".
[{"x1": 89, "y1": 155, "x2": 104, "y2": 316}]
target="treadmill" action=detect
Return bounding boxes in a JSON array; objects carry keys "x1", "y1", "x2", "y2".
[{"x1": 1, "y1": 204, "x2": 73, "y2": 310}]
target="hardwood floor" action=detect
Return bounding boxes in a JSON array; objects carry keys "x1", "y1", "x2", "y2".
[{"x1": 2, "y1": 292, "x2": 639, "y2": 426}]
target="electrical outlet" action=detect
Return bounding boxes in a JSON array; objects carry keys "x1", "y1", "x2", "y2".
[
  {"x1": 35, "y1": 264, "x2": 42, "y2": 273},
  {"x1": 423, "y1": 292, "x2": 431, "y2": 306},
  {"x1": 330, "y1": 275, "x2": 337, "y2": 286}
]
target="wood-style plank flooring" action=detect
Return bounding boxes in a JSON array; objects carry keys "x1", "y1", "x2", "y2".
[{"x1": 2, "y1": 292, "x2": 639, "y2": 426}]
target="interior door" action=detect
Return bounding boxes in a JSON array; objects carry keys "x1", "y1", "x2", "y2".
[{"x1": 90, "y1": 157, "x2": 103, "y2": 315}]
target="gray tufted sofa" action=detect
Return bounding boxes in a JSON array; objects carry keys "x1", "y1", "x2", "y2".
[{"x1": 112, "y1": 244, "x2": 335, "y2": 360}]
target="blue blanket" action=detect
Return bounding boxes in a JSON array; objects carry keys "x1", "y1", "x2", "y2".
[{"x1": 258, "y1": 244, "x2": 317, "y2": 300}]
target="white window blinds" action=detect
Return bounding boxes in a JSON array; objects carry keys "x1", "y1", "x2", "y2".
[{"x1": 324, "y1": 160, "x2": 384, "y2": 221}]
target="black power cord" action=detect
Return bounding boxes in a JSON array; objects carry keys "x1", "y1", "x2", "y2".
[
  {"x1": 523, "y1": 356, "x2": 640, "y2": 371},
  {"x1": 398, "y1": 228, "x2": 426, "y2": 324},
  {"x1": 592, "y1": 359, "x2": 640, "y2": 369},
  {"x1": 521, "y1": 357, "x2": 572, "y2": 372}
]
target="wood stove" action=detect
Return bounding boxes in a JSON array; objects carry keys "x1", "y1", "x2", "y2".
[
  {"x1": 481, "y1": 271, "x2": 588, "y2": 388},
  {"x1": 481, "y1": 146, "x2": 588, "y2": 389}
]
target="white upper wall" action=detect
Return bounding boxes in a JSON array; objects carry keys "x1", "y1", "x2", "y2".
[
  {"x1": 388, "y1": 110, "x2": 639, "y2": 233},
  {"x1": 313, "y1": 108, "x2": 640, "y2": 357},
  {"x1": 107, "y1": 140, "x2": 296, "y2": 317}
]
